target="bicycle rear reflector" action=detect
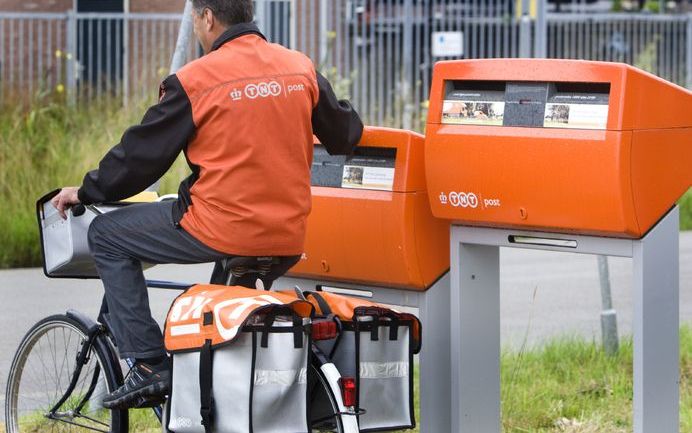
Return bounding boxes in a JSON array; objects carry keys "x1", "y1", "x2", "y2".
[
  {"x1": 311, "y1": 320, "x2": 337, "y2": 341},
  {"x1": 339, "y1": 377, "x2": 357, "y2": 408}
]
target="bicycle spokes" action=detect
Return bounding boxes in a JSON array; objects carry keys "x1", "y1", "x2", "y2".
[{"x1": 8, "y1": 320, "x2": 114, "y2": 433}]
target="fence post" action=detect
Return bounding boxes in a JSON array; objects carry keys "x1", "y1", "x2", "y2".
[
  {"x1": 534, "y1": 0, "x2": 547, "y2": 58},
  {"x1": 598, "y1": 255, "x2": 619, "y2": 355},
  {"x1": 687, "y1": 13, "x2": 692, "y2": 89},
  {"x1": 519, "y1": 0, "x2": 532, "y2": 57},
  {"x1": 65, "y1": 10, "x2": 77, "y2": 102}
]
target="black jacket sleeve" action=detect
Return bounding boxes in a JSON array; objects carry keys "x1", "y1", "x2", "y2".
[
  {"x1": 77, "y1": 74, "x2": 195, "y2": 205},
  {"x1": 311, "y1": 71, "x2": 364, "y2": 156}
]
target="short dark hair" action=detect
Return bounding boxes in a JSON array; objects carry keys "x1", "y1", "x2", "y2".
[{"x1": 192, "y1": 0, "x2": 254, "y2": 27}]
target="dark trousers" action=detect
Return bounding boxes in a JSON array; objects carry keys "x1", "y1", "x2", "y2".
[{"x1": 87, "y1": 201, "x2": 227, "y2": 359}]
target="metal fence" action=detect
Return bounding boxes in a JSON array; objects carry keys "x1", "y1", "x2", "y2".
[
  {"x1": 0, "y1": 12, "x2": 187, "y2": 101},
  {"x1": 1, "y1": 1, "x2": 691, "y2": 130},
  {"x1": 545, "y1": 13, "x2": 690, "y2": 85}
]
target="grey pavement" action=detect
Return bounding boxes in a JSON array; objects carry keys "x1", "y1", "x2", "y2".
[{"x1": 0, "y1": 231, "x2": 690, "y2": 418}]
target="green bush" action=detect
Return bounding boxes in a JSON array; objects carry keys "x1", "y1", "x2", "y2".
[
  {"x1": 0, "y1": 97, "x2": 691, "y2": 268},
  {"x1": 681, "y1": 190, "x2": 692, "y2": 231},
  {"x1": 0, "y1": 95, "x2": 189, "y2": 268}
]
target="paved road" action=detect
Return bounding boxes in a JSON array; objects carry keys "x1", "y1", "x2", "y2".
[{"x1": 0, "y1": 231, "x2": 690, "y2": 418}]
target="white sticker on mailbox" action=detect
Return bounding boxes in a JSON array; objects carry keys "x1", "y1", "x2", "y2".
[
  {"x1": 543, "y1": 103, "x2": 609, "y2": 130},
  {"x1": 442, "y1": 101, "x2": 505, "y2": 126},
  {"x1": 342, "y1": 165, "x2": 395, "y2": 191}
]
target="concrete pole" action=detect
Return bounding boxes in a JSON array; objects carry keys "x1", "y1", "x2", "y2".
[
  {"x1": 319, "y1": 0, "x2": 328, "y2": 66},
  {"x1": 255, "y1": 0, "x2": 266, "y2": 36},
  {"x1": 401, "y1": 0, "x2": 414, "y2": 130},
  {"x1": 598, "y1": 255, "x2": 619, "y2": 355},
  {"x1": 169, "y1": 0, "x2": 195, "y2": 74},
  {"x1": 66, "y1": 10, "x2": 77, "y2": 103},
  {"x1": 147, "y1": 0, "x2": 194, "y2": 193}
]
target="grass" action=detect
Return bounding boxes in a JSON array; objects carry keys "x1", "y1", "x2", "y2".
[
  {"x1": 500, "y1": 325, "x2": 692, "y2": 432},
  {"x1": 681, "y1": 190, "x2": 692, "y2": 232},
  {"x1": 5, "y1": 326, "x2": 691, "y2": 432},
  {"x1": 403, "y1": 327, "x2": 692, "y2": 433},
  {"x1": 0, "y1": 94, "x2": 691, "y2": 268},
  {"x1": 0, "y1": 94, "x2": 190, "y2": 268}
]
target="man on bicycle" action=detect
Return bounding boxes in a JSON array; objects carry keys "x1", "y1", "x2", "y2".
[{"x1": 51, "y1": 0, "x2": 363, "y2": 409}]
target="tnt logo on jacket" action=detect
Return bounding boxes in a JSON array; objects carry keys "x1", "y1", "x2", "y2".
[{"x1": 244, "y1": 81, "x2": 282, "y2": 99}]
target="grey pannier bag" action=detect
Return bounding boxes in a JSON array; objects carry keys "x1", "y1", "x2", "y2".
[
  {"x1": 305, "y1": 291, "x2": 422, "y2": 432},
  {"x1": 36, "y1": 189, "x2": 120, "y2": 278},
  {"x1": 36, "y1": 189, "x2": 155, "y2": 278},
  {"x1": 164, "y1": 286, "x2": 315, "y2": 433}
]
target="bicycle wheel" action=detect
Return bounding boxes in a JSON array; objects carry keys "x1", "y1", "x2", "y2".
[{"x1": 5, "y1": 314, "x2": 128, "y2": 433}]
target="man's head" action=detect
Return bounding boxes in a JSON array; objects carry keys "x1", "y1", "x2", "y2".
[{"x1": 191, "y1": 0, "x2": 254, "y2": 53}]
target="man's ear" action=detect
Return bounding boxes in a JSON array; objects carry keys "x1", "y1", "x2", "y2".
[{"x1": 204, "y1": 8, "x2": 215, "y2": 32}]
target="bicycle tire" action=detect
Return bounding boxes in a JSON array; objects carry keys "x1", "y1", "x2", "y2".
[{"x1": 5, "y1": 314, "x2": 128, "y2": 433}]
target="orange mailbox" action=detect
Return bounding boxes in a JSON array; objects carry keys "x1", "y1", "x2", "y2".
[
  {"x1": 288, "y1": 126, "x2": 450, "y2": 290},
  {"x1": 425, "y1": 59, "x2": 692, "y2": 238}
]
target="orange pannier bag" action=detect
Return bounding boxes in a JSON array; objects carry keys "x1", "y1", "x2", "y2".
[
  {"x1": 164, "y1": 285, "x2": 314, "y2": 433},
  {"x1": 297, "y1": 290, "x2": 422, "y2": 432}
]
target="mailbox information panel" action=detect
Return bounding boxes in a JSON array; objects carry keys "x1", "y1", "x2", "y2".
[
  {"x1": 312, "y1": 146, "x2": 397, "y2": 191},
  {"x1": 441, "y1": 81, "x2": 610, "y2": 129}
]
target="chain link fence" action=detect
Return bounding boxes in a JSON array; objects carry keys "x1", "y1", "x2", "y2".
[{"x1": 1, "y1": 1, "x2": 690, "y2": 129}]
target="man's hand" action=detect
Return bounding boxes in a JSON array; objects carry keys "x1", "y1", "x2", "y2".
[{"x1": 51, "y1": 187, "x2": 81, "y2": 220}]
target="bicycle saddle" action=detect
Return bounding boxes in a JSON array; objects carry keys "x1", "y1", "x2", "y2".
[{"x1": 210, "y1": 255, "x2": 301, "y2": 290}]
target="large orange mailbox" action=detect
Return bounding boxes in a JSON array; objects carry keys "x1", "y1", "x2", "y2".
[
  {"x1": 430, "y1": 59, "x2": 689, "y2": 433},
  {"x1": 425, "y1": 59, "x2": 691, "y2": 238},
  {"x1": 288, "y1": 126, "x2": 450, "y2": 291}
]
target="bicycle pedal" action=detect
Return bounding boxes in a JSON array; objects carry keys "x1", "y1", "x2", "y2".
[{"x1": 131, "y1": 394, "x2": 166, "y2": 409}]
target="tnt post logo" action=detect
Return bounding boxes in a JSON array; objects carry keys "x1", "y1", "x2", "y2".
[
  {"x1": 244, "y1": 81, "x2": 282, "y2": 99},
  {"x1": 443, "y1": 191, "x2": 479, "y2": 208}
]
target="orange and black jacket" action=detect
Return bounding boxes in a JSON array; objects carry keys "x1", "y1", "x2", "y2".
[{"x1": 78, "y1": 23, "x2": 363, "y2": 256}]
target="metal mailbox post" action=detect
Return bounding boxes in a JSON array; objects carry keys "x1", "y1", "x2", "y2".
[
  {"x1": 425, "y1": 59, "x2": 691, "y2": 433},
  {"x1": 450, "y1": 207, "x2": 679, "y2": 432}
]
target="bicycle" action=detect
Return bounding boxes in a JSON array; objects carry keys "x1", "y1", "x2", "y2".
[{"x1": 5, "y1": 204, "x2": 361, "y2": 433}]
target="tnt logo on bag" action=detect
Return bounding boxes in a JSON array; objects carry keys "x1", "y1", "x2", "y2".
[
  {"x1": 168, "y1": 293, "x2": 284, "y2": 341},
  {"x1": 168, "y1": 294, "x2": 213, "y2": 337},
  {"x1": 214, "y1": 294, "x2": 283, "y2": 341}
]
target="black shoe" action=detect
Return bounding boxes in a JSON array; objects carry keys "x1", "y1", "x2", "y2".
[{"x1": 102, "y1": 362, "x2": 170, "y2": 410}]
